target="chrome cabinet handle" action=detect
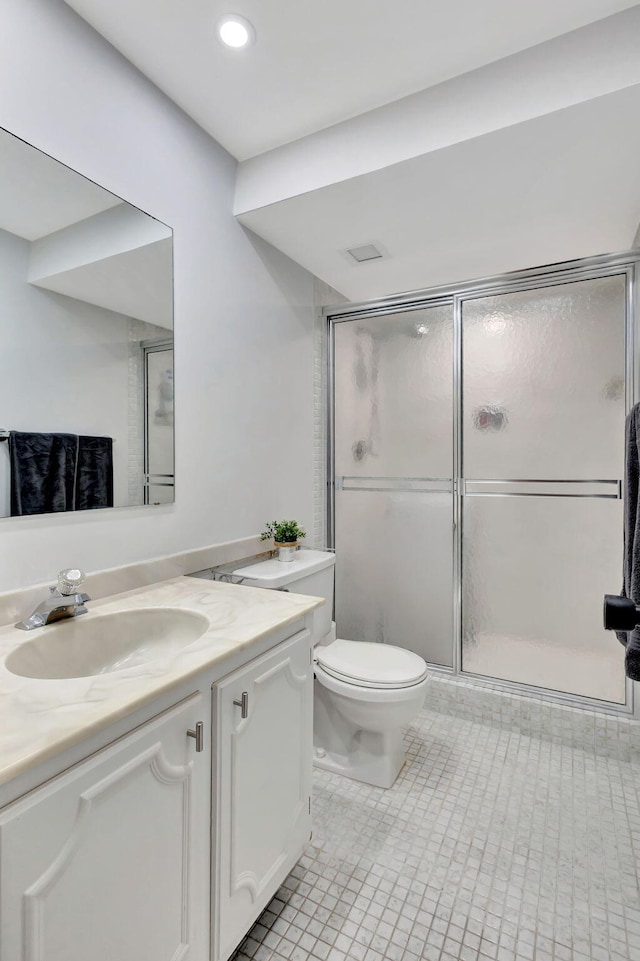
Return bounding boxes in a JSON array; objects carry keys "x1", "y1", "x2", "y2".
[
  {"x1": 233, "y1": 692, "x2": 249, "y2": 718},
  {"x1": 187, "y1": 721, "x2": 204, "y2": 752}
]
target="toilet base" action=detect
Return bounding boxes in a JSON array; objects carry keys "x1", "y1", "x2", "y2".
[{"x1": 313, "y1": 726, "x2": 405, "y2": 789}]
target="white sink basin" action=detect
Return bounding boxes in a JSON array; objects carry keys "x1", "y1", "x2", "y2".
[{"x1": 5, "y1": 608, "x2": 210, "y2": 680}]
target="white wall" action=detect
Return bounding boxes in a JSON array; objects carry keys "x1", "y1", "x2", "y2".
[{"x1": 0, "y1": 0, "x2": 316, "y2": 592}]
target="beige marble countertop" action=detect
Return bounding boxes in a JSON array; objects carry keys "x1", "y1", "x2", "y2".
[{"x1": 0, "y1": 576, "x2": 322, "y2": 788}]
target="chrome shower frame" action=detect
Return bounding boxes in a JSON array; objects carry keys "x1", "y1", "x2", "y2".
[{"x1": 325, "y1": 249, "x2": 639, "y2": 716}]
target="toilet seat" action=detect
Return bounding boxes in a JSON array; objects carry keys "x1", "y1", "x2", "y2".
[
  {"x1": 314, "y1": 662, "x2": 430, "y2": 704},
  {"x1": 315, "y1": 639, "x2": 428, "y2": 690}
]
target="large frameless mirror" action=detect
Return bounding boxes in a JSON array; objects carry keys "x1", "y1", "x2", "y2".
[{"x1": 0, "y1": 128, "x2": 174, "y2": 517}]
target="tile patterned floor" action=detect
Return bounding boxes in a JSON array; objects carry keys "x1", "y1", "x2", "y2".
[{"x1": 231, "y1": 706, "x2": 640, "y2": 961}]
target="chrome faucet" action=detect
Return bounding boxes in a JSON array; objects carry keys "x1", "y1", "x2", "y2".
[{"x1": 16, "y1": 569, "x2": 91, "y2": 631}]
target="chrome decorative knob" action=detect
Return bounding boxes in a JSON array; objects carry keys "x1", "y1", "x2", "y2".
[{"x1": 57, "y1": 568, "x2": 86, "y2": 596}]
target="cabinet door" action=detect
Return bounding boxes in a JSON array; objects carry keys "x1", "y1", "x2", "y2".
[
  {"x1": 0, "y1": 693, "x2": 209, "y2": 961},
  {"x1": 213, "y1": 630, "x2": 313, "y2": 961}
]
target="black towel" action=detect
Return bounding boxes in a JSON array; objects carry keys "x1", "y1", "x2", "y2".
[
  {"x1": 9, "y1": 431, "x2": 114, "y2": 516},
  {"x1": 10, "y1": 431, "x2": 78, "y2": 516},
  {"x1": 617, "y1": 402, "x2": 640, "y2": 679},
  {"x1": 76, "y1": 435, "x2": 113, "y2": 510}
]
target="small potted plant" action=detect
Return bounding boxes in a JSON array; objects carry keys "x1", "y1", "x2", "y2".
[{"x1": 261, "y1": 520, "x2": 306, "y2": 563}]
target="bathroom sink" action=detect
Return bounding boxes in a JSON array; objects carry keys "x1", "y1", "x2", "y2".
[{"x1": 4, "y1": 608, "x2": 210, "y2": 680}]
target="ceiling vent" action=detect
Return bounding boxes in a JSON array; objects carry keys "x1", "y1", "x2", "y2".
[{"x1": 346, "y1": 243, "x2": 384, "y2": 263}]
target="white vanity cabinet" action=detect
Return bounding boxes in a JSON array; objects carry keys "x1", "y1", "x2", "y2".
[
  {"x1": 212, "y1": 629, "x2": 313, "y2": 961},
  {"x1": 0, "y1": 692, "x2": 209, "y2": 961},
  {"x1": 0, "y1": 613, "x2": 316, "y2": 961}
]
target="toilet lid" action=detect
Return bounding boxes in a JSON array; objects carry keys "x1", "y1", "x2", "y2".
[{"x1": 315, "y1": 639, "x2": 428, "y2": 689}]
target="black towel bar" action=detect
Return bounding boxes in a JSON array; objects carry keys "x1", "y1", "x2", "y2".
[{"x1": 0, "y1": 432, "x2": 113, "y2": 442}]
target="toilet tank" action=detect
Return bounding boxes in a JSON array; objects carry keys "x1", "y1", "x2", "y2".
[{"x1": 232, "y1": 549, "x2": 335, "y2": 640}]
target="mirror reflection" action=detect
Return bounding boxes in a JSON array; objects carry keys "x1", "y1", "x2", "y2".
[{"x1": 0, "y1": 128, "x2": 174, "y2": 517}]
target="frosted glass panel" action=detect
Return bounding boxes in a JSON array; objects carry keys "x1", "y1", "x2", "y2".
[
  {"x1": 334, "y1": 307, "x2": 453, "y2": 478},
  {"x1": 335, "y1": 489, "x2": 453, "y2": 666},
  {"x1": 145, "y1": 346, "x2": 174, "y2": 505},
  {"x1": 462, "y1": 275, "x2": 626, "y2": 480},
  {"x1": 462, "y1": 495, "x2": 625, "y2": 703}
]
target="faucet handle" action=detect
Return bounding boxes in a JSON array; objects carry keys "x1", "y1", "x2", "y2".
[{"x1": 57, "y1": 568, "x2": 86, "y2": 596}]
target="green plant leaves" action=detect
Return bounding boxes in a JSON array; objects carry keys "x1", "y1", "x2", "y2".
[{"x1": 260, "y1": 519, "x2": 307, "y2": 543}]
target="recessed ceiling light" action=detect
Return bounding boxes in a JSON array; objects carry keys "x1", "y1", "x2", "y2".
[{"x1": 217, "y1": 14, "x2": 255, "y2": 49}]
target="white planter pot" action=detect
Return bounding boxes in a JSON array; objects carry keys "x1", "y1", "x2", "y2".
[{"x1": 275, "y1": 542, "x2": 298, "y2": 563}]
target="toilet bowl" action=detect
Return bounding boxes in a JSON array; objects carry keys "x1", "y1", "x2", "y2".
[
  {"x1": 313, "y1": 637, "x2": 428, "y2": 788},
  {"x1": 231, "y1": 549, "x2": 429, "y2": 789}
]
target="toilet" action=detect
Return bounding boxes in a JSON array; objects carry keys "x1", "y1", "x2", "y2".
[{"x1": 232, "y1": 549, "x2": 428, "y2": 788}]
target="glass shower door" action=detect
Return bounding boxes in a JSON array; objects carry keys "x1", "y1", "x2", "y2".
[
  {"x1": 333, "y1": 305, "x2": 454, "y2": 665},
  {"x1": 144, "y1": 342, "x2": 174, "y2": 505},
  {"x1": 460, "y1": 274, "x2": 627, "y2": 703}
]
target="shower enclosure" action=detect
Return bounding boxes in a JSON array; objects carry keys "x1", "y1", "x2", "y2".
[{"x1": 328, "y1": 254, "x2": 634, "y2": 710}]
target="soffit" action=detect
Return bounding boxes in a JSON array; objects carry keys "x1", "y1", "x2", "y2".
[{"x1": 237, "y1": 87, "x2": 640, "y2": 301}]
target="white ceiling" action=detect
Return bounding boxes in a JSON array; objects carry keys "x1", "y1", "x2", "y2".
[
  {"x1": 63, "y1": 0, "x2": 638, "y2": 160},
  {"x1": 61, "y1": 1, "x2": 640, "y2": 301}
]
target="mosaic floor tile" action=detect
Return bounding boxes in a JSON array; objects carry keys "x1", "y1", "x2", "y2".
[{"x1": 231, "y1": 706, "x2": 640, "y2": 961}]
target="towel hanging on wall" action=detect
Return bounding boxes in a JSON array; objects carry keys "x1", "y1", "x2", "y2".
[
  {"x1": 9, "y1": 431, "x2": 113, "y2": 516},
  {"x1": 76, "y1": 436, "x2": 113, "y2": 511},
  {"x1": 9, "y1": 432, "x2": 78, "y2": 516}
]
